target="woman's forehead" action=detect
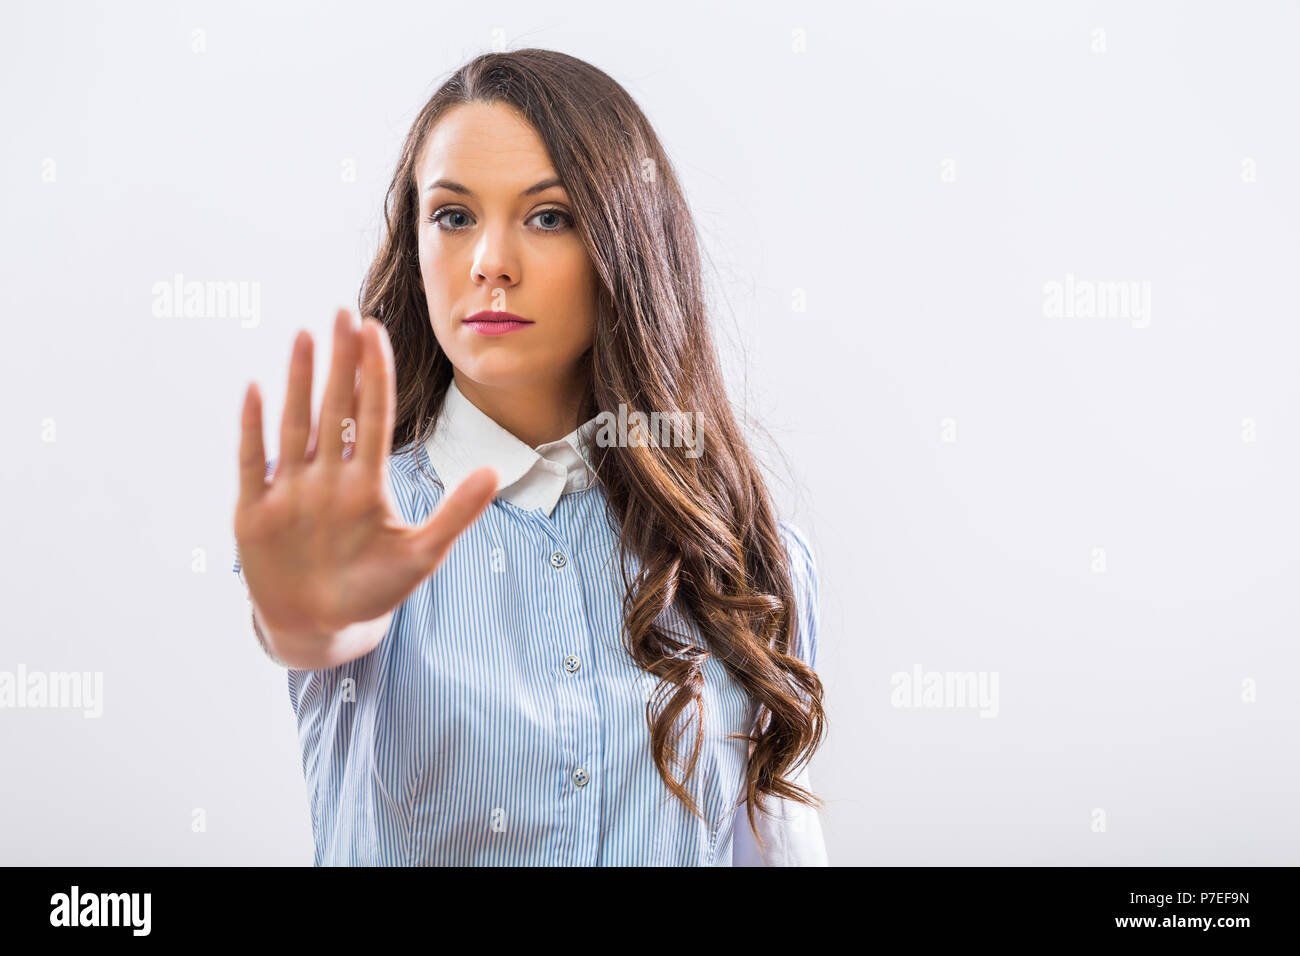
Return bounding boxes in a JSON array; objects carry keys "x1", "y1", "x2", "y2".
[{"x1": 418, "y1": 102, "x2": 553, "y2": 186}]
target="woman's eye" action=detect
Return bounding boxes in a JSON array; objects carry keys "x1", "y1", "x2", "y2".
[
  {"x1": 427, "y1": 207, "x2": 472, "y2": 231},
  {"x1": 527, "y1": 208, "x2": 575, "y2": 232}
]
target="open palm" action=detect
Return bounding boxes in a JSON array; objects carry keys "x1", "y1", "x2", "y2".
[{"x1": 233, "y1": 308, "x2": 497, "y2": 649}]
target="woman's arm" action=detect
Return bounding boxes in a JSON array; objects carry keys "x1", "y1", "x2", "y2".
[
  {"x1": 732, "y1": 758, "x2": 829, "y2": 866},
  {"x1": 238, "y1": 554, "x2": 393, "y2": 670},
  {"x1": 250, "y1": 594, "x2": 393, "y2": 671}
]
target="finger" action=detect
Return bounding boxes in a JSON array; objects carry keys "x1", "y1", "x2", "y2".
[
  {"x1": 410, "y1": 467, "x2": 498, "y2": 568},
  {"x1": 356, "y1": 319, "x2": 396, "y2": 473},
  {"x1": 277, "y1": 330, "x2": 314, "y2": 477},
  {"x1": 345, "y1": 362, "x2": 361, "y2": 462},
  {"x1": 238, "y1": 381, "x2": 268, "y2": 502},
  {"x1": 318, "y1": 308, "x2": 361, "y2": 471}
]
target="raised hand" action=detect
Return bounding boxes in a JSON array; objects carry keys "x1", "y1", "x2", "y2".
[{"x1": 233, "y1": 308, "x2": 497, "y2": 663}]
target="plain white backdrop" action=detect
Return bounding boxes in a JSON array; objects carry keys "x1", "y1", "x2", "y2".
[{"x1": 2, "y1": 0, "x2": 1297, "y2": 865}]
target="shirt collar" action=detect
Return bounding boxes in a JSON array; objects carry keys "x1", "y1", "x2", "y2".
[{"x1": 423, "y1": 378, "x2": 601, "y2": 517}]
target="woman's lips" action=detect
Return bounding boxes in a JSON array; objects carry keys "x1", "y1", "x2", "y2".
[{"x1": 462, "y1": 311, "x2": 535, "y2": 336}]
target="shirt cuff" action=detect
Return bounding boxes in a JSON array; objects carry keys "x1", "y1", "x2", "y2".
[{"x1": 732, "y1": 764, "x2": 829, "y2": 866}]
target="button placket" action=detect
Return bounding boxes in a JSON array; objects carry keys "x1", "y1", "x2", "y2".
[{"x1": 540, "y1": 533, "x2": 595, "y2": 829}]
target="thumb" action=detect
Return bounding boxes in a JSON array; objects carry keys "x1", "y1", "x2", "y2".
[{"x1": 410, "y1": 466, "x2": 499, "y2": 568}]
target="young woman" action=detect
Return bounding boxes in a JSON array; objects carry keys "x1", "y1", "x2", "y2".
[{"x1": 232, "y1": 49, "x2": 827, "y2": 866}]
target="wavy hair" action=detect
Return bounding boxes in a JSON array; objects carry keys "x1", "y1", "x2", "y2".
[{"x1": 358, "y1": 48, "x2": 826, "y2": 849}]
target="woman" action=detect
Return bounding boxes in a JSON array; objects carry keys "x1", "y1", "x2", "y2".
[{"x1": 232, "y1": 49, "x2": 827, "y2": 866}]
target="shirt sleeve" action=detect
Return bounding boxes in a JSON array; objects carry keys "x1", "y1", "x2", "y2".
[{"x1": 732, "y1": 519, "x2": 828, "y2": 866}]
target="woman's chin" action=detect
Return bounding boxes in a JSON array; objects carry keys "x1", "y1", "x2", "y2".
[{"x1": 455, "y1": 355, "x2": 544, "y2": 390}]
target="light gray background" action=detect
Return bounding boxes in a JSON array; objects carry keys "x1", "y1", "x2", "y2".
[{"x1": 2, "y1": 0, "x2": 1296, "y2": 865}]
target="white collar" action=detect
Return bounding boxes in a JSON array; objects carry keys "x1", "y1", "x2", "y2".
[{"x1": 423, "y1": 378, "x2": 601, "y2": 517}]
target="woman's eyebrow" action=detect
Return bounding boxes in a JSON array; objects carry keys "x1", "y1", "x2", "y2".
[{"x1": 423, "y1": 176, "x2": 564, "y2": 197}]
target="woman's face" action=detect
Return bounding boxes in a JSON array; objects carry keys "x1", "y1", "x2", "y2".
[{"x1": 415, "y1": 101, "x2": 597, "y2": 393}]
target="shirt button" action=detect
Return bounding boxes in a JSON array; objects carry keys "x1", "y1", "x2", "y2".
[
  {"x1": 573, "y1": 768, "x2": 589, "y2": 788},
  {"x1": 564, "y1": 655, "x2": 581, "y2": 673},
  {"x1": 549, "y1": 551, "x2": 567, "y2": 569}
]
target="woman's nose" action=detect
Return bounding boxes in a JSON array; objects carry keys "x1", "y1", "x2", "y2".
[{"x1": 472, "y1": 230, "x2": 518, "y2": 286}]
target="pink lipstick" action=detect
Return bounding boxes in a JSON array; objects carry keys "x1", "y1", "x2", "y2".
[{"x1": 462, "y1": 310, "x2": 535, "y2": 336}]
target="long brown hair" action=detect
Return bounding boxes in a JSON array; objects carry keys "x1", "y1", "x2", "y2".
[{"x1": 358, "y1": 48, "x2": 826, "y2": 848}]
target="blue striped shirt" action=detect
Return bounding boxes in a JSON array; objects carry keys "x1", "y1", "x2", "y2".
[{"x1": 233, "y1": 394, "x2": 821, "y2": 866}]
